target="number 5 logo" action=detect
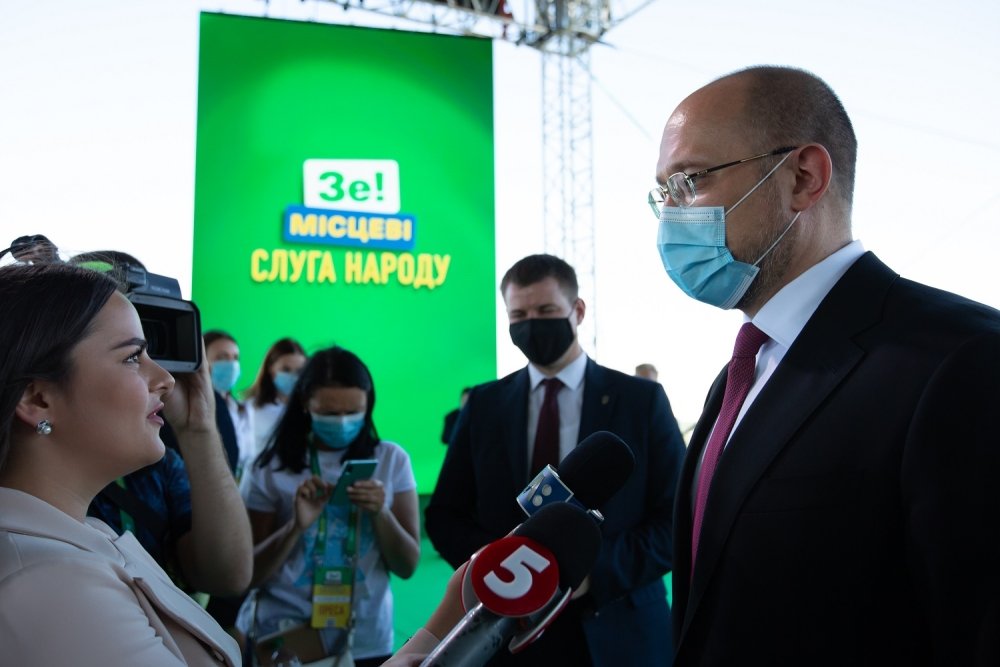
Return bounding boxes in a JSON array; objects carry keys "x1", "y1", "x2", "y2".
[
  {"x1": 470, "y1": 536, "x2": 560, "y2": 617},
  {"x1": 485, "y1": 545, "x2": 551, "y2": 599}
]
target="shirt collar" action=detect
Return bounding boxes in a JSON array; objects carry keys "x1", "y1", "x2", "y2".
[
  {"x1": 528, "y1": 350, "x2": 588, "y2": 392},
  {"x1": 752, "y1": 240, "x2": 865, "y2": 348}
]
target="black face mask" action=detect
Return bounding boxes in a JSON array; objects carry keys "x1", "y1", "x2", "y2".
[{"x1": 509, "y1": 317, "x2": 575, "y2": 367}]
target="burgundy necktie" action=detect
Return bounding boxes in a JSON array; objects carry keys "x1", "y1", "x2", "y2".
[
  {"x1": 531, "y1": 378, "x2": 564, "y2": 474},
  {"x1": 691, "y1": 322, "x2": 770, "y2": 569}
]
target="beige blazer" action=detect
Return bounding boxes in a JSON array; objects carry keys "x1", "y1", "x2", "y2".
[{"x1": 0, "y1": 487, "x2": 241, "y2": 666}]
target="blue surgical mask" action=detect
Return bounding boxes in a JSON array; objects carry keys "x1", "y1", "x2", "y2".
[
  {"x1": 311, "y1": 412, "x2": 366, "y2": 449},
  {"x1": 656, "y1": 152, "x2": 799, "y2": 309},
  {"x1": 210, "y1": 360, "x2": 241, "y2": 394},
  {"x1": 274, "y1": 371, "x2": 298, "y2": 397}
]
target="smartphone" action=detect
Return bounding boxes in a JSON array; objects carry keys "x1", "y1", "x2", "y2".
[{"x1": 331, "y1": 459, "x2": 378, "y2": 505}]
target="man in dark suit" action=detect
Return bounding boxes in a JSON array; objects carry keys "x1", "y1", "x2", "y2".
[
  {"x1": 654, "y1": 66, "x2": 1000, "y2": 665},
  {"x1": 425, "y1": 253, "x2": 686, "y2": 666}
]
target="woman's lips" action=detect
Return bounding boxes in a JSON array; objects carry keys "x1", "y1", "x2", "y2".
[{"x1": 148, "y1": 403, "x2": 165, "y2": 425}]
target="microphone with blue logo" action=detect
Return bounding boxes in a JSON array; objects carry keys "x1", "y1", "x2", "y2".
[{"x1": 516, "y1": 430, "x2": 635, "y2": 523}]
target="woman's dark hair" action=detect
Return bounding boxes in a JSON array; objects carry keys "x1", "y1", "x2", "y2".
[
  {"x1": 246, "y1": 337, "x2": 307, "y2": 407},
  {"x1": 203, "y1": 329, "x2": 237, "y2": 350},
  {"x1": 256, "y1": 346, "x2": 379, "y2": 473},
  {"x1": 0, "y1": 262, "x2": 119, "y2": 470}
]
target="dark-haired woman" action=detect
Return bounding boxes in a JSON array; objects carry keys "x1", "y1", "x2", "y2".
[
  {"x1": 245, "y1": 337, "x2": 307, "y2": 462},
  {"x1": 0, "y1": 262, "x2": 241, "y2": 665},
  {"x1": 204, "y1": 329, "x2": 255, "y2": 476},
  {"x1": 238, "y1": 347, "x2": 419, "y2": 667}
]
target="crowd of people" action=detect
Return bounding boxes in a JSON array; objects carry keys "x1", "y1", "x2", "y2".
[
  {"x1": 2, "y1": 64, "x2": 999, "y2": 667},
  {"x1": 0, "y1": 249, "x2": 419, "y2": 666}
]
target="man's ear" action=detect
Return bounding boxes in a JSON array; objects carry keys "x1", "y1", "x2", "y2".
[
  {"x1": 573, "y1": 298, "x2": 586, "y2": 327},
  {"x1": 791, "y1": 143, "x2": 833, "y2": 212},
  {"x1": 14, "y1": 380, "x2": 53, "y2": 430}
]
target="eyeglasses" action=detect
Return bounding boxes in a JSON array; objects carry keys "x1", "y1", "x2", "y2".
[{"x1": 648, "y1": 146, "x2": 797, "y2": 216}]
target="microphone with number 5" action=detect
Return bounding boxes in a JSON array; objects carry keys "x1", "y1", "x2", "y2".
[{"x1": 419, "y1": 502, "x2": 601, "y2": 667}]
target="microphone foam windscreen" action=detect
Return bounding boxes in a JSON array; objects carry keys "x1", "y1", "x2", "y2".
[
  {"x1": 558, "y1": 430, "x2": 635, "y2": 510},
  {"x1": 514, "y1": 502, "x2": 601, "y2": 589}
]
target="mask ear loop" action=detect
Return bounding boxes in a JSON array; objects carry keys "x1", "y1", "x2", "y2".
[
  {"x1": 751, "y1": 211, "x2": 802, "y2": 267},
  {"x1": 725, "y1": 151, "x2": 795, "y2": 215}
]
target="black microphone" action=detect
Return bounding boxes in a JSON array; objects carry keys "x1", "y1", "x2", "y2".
[
  {"x1": 516, "y1": 430, "x2": 635, "y2": 520},
  {"x1": 419, "y1": 502, "x2": 602, "y2": 667}
]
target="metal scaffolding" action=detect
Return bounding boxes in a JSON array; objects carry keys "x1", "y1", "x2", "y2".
[{"x1": 541, "y1": 41, "x2": 596, "y2": 350}]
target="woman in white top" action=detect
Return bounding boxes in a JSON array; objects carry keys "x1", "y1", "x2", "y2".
[
  {"x1": 245, "y1": 337, "x2": 307, "y2": 461},
  {"x1": 0, "y1": 261, "x2": 242, "y2": 666},
  {"x1": 204, "y1": 329, "x2": 255, "y2": 477},
  {"x1": 239, "y1": 346, "x2": 420, "y2": 666}
]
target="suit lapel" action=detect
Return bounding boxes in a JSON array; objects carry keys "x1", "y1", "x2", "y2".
[
  {"x1": 673, "y1": 366, "x2": 726, "y2": 623},
  {"x1": 679, "y1": 252, "x2": 898, "y2": 638},
  {"x1": 502, "y1": 368, "x2": 531, "y2": 488},
  {"x1": 578, "y1": 358, "x2": 615, "y2": 442}
]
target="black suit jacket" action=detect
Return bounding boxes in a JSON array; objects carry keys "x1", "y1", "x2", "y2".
[
  {"x1": 673, "y1": 252, "x2": 1000, "y2": 666},
  {"x1": 426, "y1": 358, "x2": 686, "y2": 666}
]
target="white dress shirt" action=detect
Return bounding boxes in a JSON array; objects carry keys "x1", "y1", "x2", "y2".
[
  {"x1": 719, "y1": 240, "x2": 867, "y2": 449},
  {"x1": 694, "y1": 240, "x2": 867, "y2": 497},
  {"x1": 526, "y1": 351, "x2": 588, "y2": 473}
]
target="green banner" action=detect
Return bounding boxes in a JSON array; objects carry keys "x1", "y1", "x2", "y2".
[{"x1": 194, "y1": 13, "x2": 496, "y2": 492}]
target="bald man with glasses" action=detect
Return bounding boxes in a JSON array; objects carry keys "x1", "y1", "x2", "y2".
[{"x1": 655, "y1": 66, "x2": 1000, "y2": 666}]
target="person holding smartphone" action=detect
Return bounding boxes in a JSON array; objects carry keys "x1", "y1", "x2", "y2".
[{"x1": 238, "y1": 346, "x2": 420, "y2": 666}]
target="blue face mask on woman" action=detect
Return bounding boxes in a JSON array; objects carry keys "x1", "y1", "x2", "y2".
[
  {"x1": 273, "y1": 371, "x2": 298, "y2": 397},
  {"x1": 311, "y1": 412, "x2": 366, "y2": 449},
  {"x1": 210, "y1": 360, "x2": 240, "y2": 394},
  {"x1": 656, "y1": 152, "x2": 799, "y2": 310}
]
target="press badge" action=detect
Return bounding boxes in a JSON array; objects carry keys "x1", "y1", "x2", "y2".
[{"x1": 311, "y1": 566, "x2": 353, "y2": 629}]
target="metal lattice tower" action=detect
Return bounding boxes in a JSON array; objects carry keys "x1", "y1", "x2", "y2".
[{"x1": 541, "y1": 40, "x2": 596, "y2": 351}]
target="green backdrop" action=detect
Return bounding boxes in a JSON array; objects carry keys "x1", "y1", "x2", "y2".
[{"x1": 193, "y1": 13, "x2": 497, "y2": 491}]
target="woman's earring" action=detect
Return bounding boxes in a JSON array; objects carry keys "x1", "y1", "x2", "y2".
[{"x1": 35, "y1": 419, "x2": 53, "y2": 435}]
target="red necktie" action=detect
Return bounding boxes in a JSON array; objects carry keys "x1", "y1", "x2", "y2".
[
  {"x1": 691, "y1": 322, "x2": 770, "y2": 569},
  {"x1": 531, "y1": 378, "x2": 564, "y2": 474}
]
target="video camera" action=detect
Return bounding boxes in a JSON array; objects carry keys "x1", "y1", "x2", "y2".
[
  {"x1": 1, "y1": 236, "x2": 203, "y2": 373},
  {"x1": 117, "y1": 263, "x2": 203, "y2": 374}
]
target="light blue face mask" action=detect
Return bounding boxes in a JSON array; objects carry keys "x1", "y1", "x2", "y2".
[
  {"x1": 311, "y1": 412, "x2": 366, "y2": 449},
  {"x1": 210, "y1": 359, "x2": 241, "y2": 394},
  {"x1": 273, "y1": 371, "x2": 298, "y2": 397},
  {"x1": 656, "y1": 152, "x2": 800, "y2": 310}
]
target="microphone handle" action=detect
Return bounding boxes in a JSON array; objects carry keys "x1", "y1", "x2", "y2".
[{"x1": 419, "y1": 603, "x2": 520, "y2": 667}]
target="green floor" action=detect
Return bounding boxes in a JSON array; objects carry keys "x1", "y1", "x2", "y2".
[
  {"x1": 391, "y1": 537, "x2": 455, "y2": 649},
  {"x1": 390, "y1": 535, "x2": 674, "y2": 650}
]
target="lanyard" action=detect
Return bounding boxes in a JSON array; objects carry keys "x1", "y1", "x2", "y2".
[
  {"x1": 309, "y1": 444, "x2": 359, "y2": 560},
  {"x1": 114, "y1": 477, "x2": 136, "y2": 534}
]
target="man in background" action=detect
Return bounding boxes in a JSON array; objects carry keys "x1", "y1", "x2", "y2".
[
  {"x1": 426, "y1": 253, "x2": 686, "y2": 666},
  {"x1": 634, "y1": 363, "x2": 659, "y2": 382}
]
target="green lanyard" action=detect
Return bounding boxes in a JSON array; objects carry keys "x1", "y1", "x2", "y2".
[
  {"x1": 114, "y1": 477, "x2": 136, "y2": 534},
  {"x1": 309, "y1": 444, "x2": 358, "y2": 560}
]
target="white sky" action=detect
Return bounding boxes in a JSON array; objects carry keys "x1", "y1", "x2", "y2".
[{"x1": 2, "y1": 0, "x2": 999, "y2": 432}]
